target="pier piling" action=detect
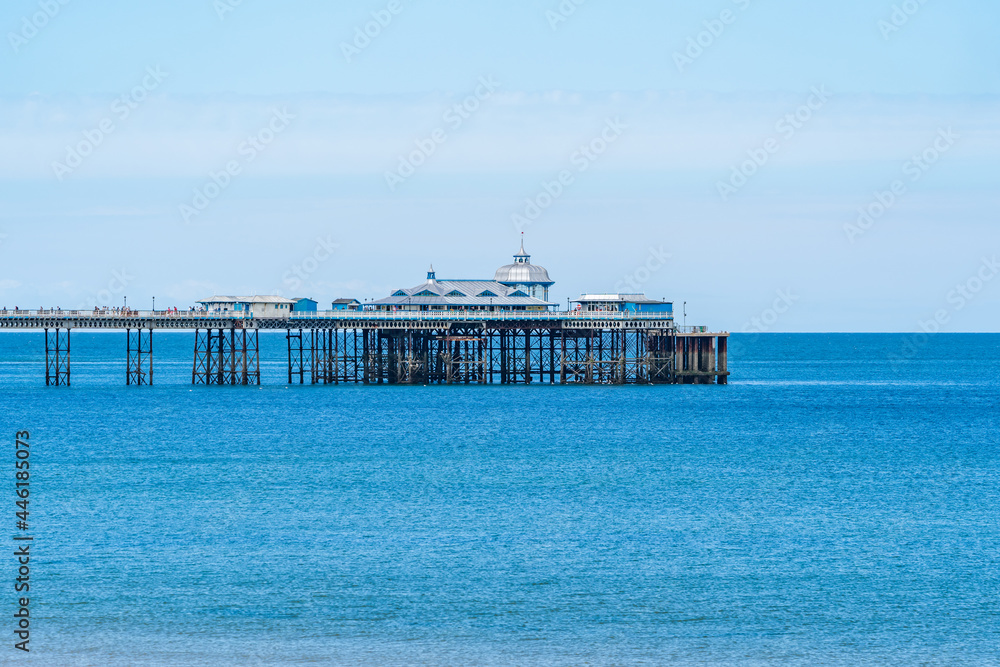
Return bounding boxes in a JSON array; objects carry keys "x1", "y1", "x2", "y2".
[
  {"x1": 193, "y1": 327, "x2": 260, "y2": 385},
  {"x1": 44, "y1": 327, "x2": 71, "y2": 386},
  {"x1": 126, "y1": 328, "x2": 153, "y2": 385}
]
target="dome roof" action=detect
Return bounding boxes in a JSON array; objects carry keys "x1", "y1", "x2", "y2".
[
  {"x1": 494, "y1": 262, "x2": 553, "y2": 285},
  {"x1": 493, "y1": 240, "x2": 553, "y2": 285}
]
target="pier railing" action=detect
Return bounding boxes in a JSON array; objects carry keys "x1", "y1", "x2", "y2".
[
  {"x1": 1, "y1": 309, "x2": 251, "y2": 319},
  {"x1": 290, "y1": 310, "x2": 676, "y2": 322},
  {"x1": 1, "y1": 309, "x2": 678, "y2": 323}
]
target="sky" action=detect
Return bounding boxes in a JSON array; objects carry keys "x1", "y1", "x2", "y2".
[{"x1": 1, "y1": 0, "x2": 998, "y2": 331}]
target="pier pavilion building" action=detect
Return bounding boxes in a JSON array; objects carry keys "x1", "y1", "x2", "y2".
[
  {"x1": 331, "y1": 298, "x2": 361, "y2": 311},
  {"x1": 373, "y1": 244, "x2": 557, "y2": 312},
  {"x1": 573, "y1": 293, "x2": 673, "y2": 314},
  {"x1": 198, "y1": 295, "x2": 296, "y2": 316},
  {"x1": 291, "y1": 298, "x2": 318, "y2": 312}
]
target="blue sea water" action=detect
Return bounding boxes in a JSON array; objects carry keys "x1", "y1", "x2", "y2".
[{"x1": 1, "y1": 332, "x2": 998, "y2": 665}]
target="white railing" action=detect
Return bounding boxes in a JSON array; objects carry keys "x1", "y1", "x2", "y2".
[
  {"x1": 289, "y1": 310, "x2": 674, "y2": 322},
  {"x1": 0, "y1": 309, "x2": 693, "y2": 325},
  {"x1": 0, "y1": 309, "x2": 252, "y2": 319}
]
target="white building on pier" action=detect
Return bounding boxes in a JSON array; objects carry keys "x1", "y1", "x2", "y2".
[
  {"x1": 197, "y1": 295, "x2": 296, "y2": 317},
  {"x1": 372, "y1": 243, "x2": 557, "y2": 312}
]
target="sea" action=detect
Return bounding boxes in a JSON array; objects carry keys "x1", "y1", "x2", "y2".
[{"x1": 0, "y1": 331, "x2": 997, "y2": 666}]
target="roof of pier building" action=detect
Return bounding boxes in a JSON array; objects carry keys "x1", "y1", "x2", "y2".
[
  {"x1": 493, "y1": 241, "x2": 554, "y2": 286},
  {"x1": 575, "y1": 293, "x2": 668, "y2": 304},
  {"x1": 374, "y1": 265, "x2": 554, "y2": 310}
]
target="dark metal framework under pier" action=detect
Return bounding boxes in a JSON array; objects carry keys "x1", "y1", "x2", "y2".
[
  {"x1": 126, "y1": 328, "x2": 153, "y2": 385},
  {"x1": 288, "y1": 322, "x2": 729, "y2": 386},
  {"x1": 192, "y1": 327, "x2": 261, "y2": 385},
  {"x1": 44, "y1": 327, "x2": 70, "y2": 386}
]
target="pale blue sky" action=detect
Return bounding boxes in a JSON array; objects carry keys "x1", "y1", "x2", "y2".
[{"x1": 1, "y1": 0, "x2": 998, "y2": 331}]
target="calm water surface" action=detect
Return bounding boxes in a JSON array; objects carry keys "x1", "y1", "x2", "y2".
[{"x1": 1, "y1": 332, "x2": 998, "y2": 665}]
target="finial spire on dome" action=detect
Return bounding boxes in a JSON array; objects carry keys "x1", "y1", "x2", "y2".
[
  {"x1": 514, "y1": 233, "x2": 530, "y2": 264},
  {"x1": 427, "y1": 264, "x2": 436, "y2": 281}
]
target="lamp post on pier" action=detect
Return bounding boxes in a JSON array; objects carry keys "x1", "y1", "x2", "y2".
[{"x1": 152, "y1": 296, "x2": 155, "y2": 313}]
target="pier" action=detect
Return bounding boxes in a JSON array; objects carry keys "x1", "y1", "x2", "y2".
[{"x1": 0, "y1": 310, "x2": 729, "y2": 386}]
